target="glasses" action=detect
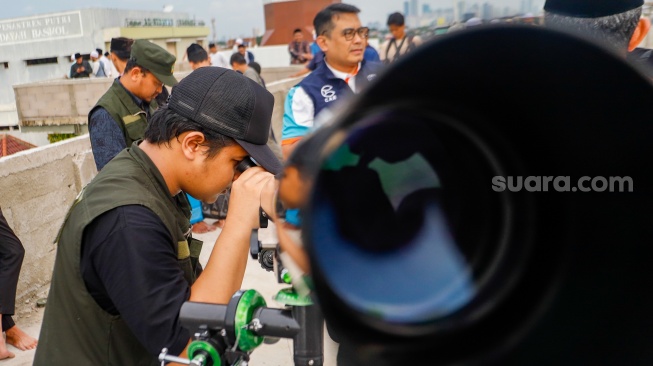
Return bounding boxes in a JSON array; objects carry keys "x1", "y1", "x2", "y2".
[
  {"x1": 148, "y1": 73, "x2": 164, "y2": 89},
  {"x1": 341, "y1": 27, "x2": 369, "y2": 41}
]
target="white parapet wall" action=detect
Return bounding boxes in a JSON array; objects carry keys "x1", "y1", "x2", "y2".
[
  {"x1": 14, "y1": 77, "x2": 113, "y2": 129},
  {"x1": 1, "y1": 72, "x2": 304, "y2": 319},
  {"x1": 13, "y1": 65, "x2": 304, "y2": 133},
  {"x1": 0, "y1": 135, "x2": 97, "y2": 318},
  {"x1": 266, "y1": 75, "x2": 304, "y2": 144}
]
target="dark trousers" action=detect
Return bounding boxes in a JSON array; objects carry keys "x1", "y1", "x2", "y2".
[{"x1": 0, "y1": 208, "x2": 25, "y2": 331}]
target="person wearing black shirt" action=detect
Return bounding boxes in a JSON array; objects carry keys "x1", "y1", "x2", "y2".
[
  {"x1": 69, "y1": 53, "x2": 92, "y2": 78},
  {"x1": 34, "y1": 67, "x2": 282, "y2": 365}
]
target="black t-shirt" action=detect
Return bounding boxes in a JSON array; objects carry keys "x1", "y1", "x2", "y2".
[{"x1": 81, "y1": 205, "x2": 191, "y2": 356}]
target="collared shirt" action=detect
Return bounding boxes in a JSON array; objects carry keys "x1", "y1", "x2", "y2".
[
  {"x1": 89, "y1": 80, "x2": 150, "y2": 170},
  {"x1": 210, "y1": 51, "x2": 229, "y2": 68},
  {"x1": 99, "y1": 55, "x2": 113, "y2": 78}
]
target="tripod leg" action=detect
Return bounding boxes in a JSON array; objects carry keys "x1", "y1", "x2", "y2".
[{"x1": 292, "y1": 304, "x2": 324, "y2": 366}]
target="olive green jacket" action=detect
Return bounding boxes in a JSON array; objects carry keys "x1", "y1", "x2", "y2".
[
  {"x1": 90, "y1": 79, "x2": 158, "y2": 147},
  {"x1": 34, "y1": 143, "x2": 202, "y2": 366}
]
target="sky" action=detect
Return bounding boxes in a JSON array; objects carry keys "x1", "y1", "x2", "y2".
[{"x1": 3, "y1": 0, "x2": 530, "y2": 40}]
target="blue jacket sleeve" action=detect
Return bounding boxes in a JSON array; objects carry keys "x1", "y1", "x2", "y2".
[{"x1": 89, "y1": 107, "x2": 127, "y2": 171}]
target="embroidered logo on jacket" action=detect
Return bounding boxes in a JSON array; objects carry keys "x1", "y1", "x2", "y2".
[{"x1": 321, "y1": 85, "x2": 337, "y2": 102}]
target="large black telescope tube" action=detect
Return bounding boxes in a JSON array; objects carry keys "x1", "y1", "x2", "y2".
[{"x1": 300, "y1": 25, "x2": 653, "y2": 365}]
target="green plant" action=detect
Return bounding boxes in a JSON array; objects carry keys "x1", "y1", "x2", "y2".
[{"x1": 48, "y1": 133, "x2": 77, "y2": 144}]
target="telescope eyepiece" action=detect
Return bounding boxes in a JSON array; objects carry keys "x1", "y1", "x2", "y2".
[{"x1": 236, "y1": 157, "x2": 259, "y2": 173}]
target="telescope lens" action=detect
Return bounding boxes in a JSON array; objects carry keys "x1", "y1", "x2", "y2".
[{"x1": 307, "y1": 108, "x2": 509, "y2": 329}]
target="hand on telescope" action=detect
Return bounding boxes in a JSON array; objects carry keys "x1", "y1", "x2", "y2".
[
  {"x1": 190, "y1": 167, "x2": 275, "y2": 305},
  {"x1": 227, "y1": 166, "x2": 276, "y2": 229}
]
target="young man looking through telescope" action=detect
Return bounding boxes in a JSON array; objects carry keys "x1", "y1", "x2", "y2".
[{"x1": 34, "y1": 67, "x2": 281, "y2": 366}]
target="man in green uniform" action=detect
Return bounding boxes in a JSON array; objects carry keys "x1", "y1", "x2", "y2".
[{"x1": 89, "y1": 39, "x2": 178, "y2": 171}]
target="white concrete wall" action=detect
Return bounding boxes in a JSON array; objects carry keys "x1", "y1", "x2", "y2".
[
  {"x1": 249, "y1": 45, "x2": 295, "y2": 68},
  {"x1": 0, "y1": 135, "x2": 97, "y2": 319},
  {"x1": 15, "y1": 77, "x2": 112, "y2": 128},
  {"x1": 267, "y1": 75, "x2": 304, "y2": 142},
  {"x1": 13, "y1": 66, "x2": 304, "y2": 130}
]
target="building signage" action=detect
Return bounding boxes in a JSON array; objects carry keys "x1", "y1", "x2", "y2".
[
  {"x1": 0, "y1": 11, "x2": 83, "y2": 46},
  {"x1": 124, "y1": 18, "x2": 205, "y2": 27},
  {"x1": 125, "y1": 18, "x2": 175, "y2": 27}
]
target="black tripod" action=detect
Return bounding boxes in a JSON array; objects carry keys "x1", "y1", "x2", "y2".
[{"x1": 250, "y1": 228, "x2": 324, "y2": 366}]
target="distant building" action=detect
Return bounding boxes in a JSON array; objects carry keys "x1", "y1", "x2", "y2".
[
  {"x1": 404, "y1": 2, "x2": 410, "y2": 17},
  {"x1": 462, "y1": 12, "x2": 476, "y2": 22},
  {"x1": 469, "y1": 3, "x2": 480, "y2": 16},
  {"x1": 410, "y1": 0, "x2": 419, "y2": 17},
  {"x1": 0, "y1": 134, "x2": 36, "y2": 157},
  {"x1": 367, "y1": 21, "x2": 383, "y2": 31},
  {"x1": 482, "y1": 3, "x2": 494, "y2": 19},
  {"x1": 262, "y1": 0, "x2": 339, "y2": 46},
  {"x1": 0, "y1": 8, "x2": 209, "y2": 133},
  {"x1": 454, "y1": 1, "x2": 466, "y2": 22}
]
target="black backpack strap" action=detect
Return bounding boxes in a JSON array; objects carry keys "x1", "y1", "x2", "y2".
[
  {"x1": 392, "y1": 37, "x2": 408, "y2": 62},
  {"x1": 406, "y1": 34, "x2": 417, "y2": 52},
  {"x1": 384, "y1": 38, "x2": 396, "y2": 64}
]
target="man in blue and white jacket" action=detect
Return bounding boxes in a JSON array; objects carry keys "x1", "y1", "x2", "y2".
[{"x1": 282, "y1": 3, "x2": 381, "y2": 160}]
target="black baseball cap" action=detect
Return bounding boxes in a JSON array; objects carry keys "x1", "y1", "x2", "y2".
[
  {"x1": 167, "y1": 67, "x2": 282, "y2": 174},
  {"x1": 130, "y1": 39, "x2": 178, "y2": 86},
  {"x1": 544, "y1": 0, "x2": 643, "y2": 17}
]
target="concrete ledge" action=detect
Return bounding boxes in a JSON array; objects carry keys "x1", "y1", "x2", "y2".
[
  {"x1": 261, "y1": 65, "x2": 305, "y2": 83},
  {"x1": 20, "y1": 117, "x2": 88, "y2": 127},
  {"x1": 0, "y1": 135, "x2": 97, "y2": 319},
  {"x1": 267, "y1": 76, "x2": 304, "y2": 146},
  {"x1": 13, "y1": 66, "x2": 304, "y2": 130}
]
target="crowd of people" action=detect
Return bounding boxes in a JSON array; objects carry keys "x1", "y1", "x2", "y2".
[
  {"x1": 2, "y1": 0, "x2": 653, "y2": 364},
  {"x1": 68, "y1": 47, "x2": 117, "y2": 79}
]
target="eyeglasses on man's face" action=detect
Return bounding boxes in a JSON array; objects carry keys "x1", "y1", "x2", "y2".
[
  {"x1": 147, "y1": 73, "x2": 164, "y2": 90},
  {"x1": 341, "y1": 27, "x2": 369, "y2": 41}
]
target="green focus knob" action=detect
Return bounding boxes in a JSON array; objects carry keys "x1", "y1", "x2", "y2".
[
  {"x1": 274, "y1": 287, "x2": 313, "y2": 306},
  {"x1": 234, "y1": 289, "x2": 267, "y2": 352},
  {"x1": 281, "y1": 269, "x2": 292, "y2": 284},
  {"x1": 187, "y1": 340, "x2": 221, "y2": 366}
]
